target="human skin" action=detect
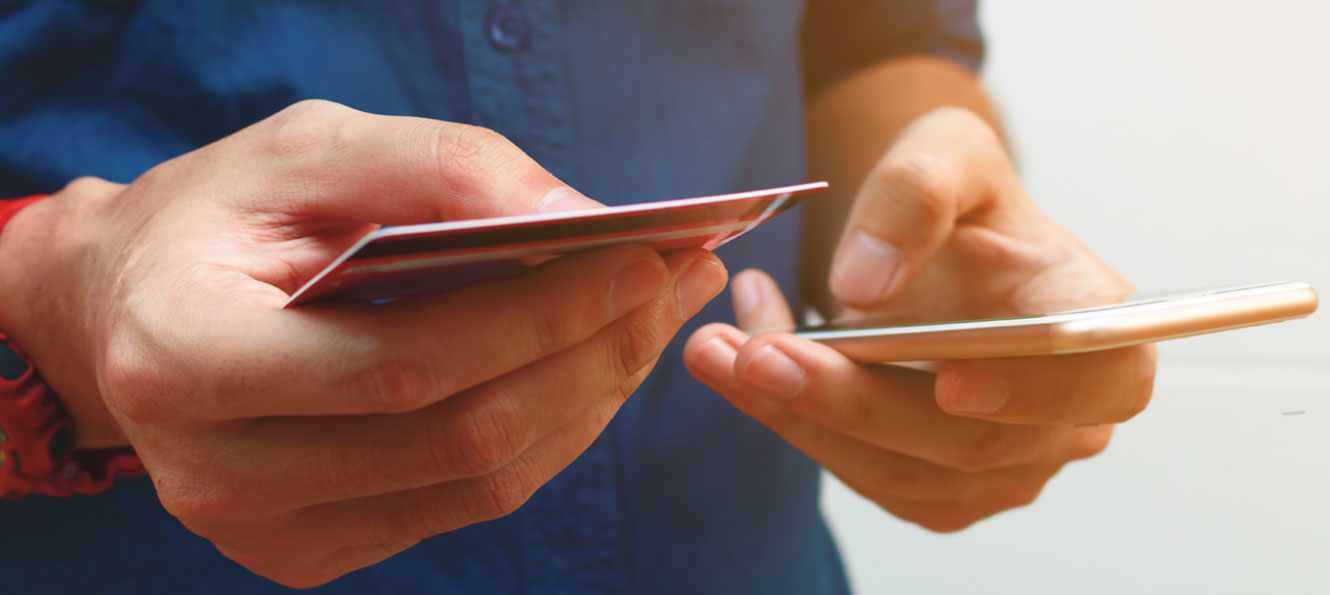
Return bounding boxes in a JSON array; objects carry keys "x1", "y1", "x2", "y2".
[
  {"x1": 0, "y1": 100, "x2": 728, "y2": 587},
  {"x1": 684, "y1": 56, "x2": 1157, "y2": 532}
]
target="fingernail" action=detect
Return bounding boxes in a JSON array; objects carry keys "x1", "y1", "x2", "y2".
[
  {"x1": 692, "y1": 336, "x2": 739, "y2": 382},
  {"x1": 609, "y1": 258, "x2": 668, "y2": 317},
  {"x1": 829, "y1": 230, "x2": 904, "y2": 306},
  {"x1": 537, "y1": 187, "x2": 600, "y2": 213},
  {"x1": 730, "y1": 271, "x2": 761, "y2": 319},
  {"x1": 941, "y1": 364, "x2": 1010, "y2": 415},
  {"x1": 676, "y1": 258, "x2": 727, "y2": 319},
  {"x1": 738, "y1": 345, "x2": 805, "y2": 399}
]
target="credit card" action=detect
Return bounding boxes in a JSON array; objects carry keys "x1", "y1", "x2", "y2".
[{"x1": 285, "y1": 181, "x2": 828, "y2": 306}]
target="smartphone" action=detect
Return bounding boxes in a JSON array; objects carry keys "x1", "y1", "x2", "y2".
[{"x1": 795, "y1": 281, "x2": 1319, "y2": 362}]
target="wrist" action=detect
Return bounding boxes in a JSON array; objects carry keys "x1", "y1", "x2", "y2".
[
  {"x1": 0, "y1": 196, "x2": 56, "y2": 337},
  {"x1": 0, "y1": 193, "x2": 145, "y2": 497},
  {"x1": 0, "y1": 187, "x2": 128, "y2": 447}
]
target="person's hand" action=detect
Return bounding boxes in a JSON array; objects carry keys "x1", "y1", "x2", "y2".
[
  {"x1": 684, "y1": 107, "x2": 1155, "y2": 532},
  {"x1": 0, "y1": 100, "x2": 727, "y2": 586}
]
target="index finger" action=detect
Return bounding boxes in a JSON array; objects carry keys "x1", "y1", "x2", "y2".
[
  {"x1": 216, "y1": 99, "x2": 603, "y2": 225},
  {"x1": 134, "y1": 243, "x2": 672, "y2": 419}
]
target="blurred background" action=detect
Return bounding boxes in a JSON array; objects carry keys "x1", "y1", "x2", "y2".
[{"x1": 821, "y1": 1, "x2": 1330, "y2": 593}]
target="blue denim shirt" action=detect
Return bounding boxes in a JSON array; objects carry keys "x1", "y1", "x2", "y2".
[{"x1": 0, "y1": 1, "x2": 981, "y2": 592}]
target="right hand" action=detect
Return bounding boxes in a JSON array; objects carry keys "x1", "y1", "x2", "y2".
[{"x1": 0, "y1": 100, "x2": 728, "y2": 587}]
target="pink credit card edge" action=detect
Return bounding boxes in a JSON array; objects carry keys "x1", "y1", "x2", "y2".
[{"x1": 284, "y1": 181, "x2": 828, "y2": 306}]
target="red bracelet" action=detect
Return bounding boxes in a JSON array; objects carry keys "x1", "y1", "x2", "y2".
[{"x1": 0, "y1": 195, "x2": 144, "y2": 498}]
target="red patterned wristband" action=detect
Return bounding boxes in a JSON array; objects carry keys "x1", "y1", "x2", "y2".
[
  {"x1": 0, "y1": 336, "x2": 145, "y2": 497},
  {"x1": 0, "y1": 195, "x2": 144, "y2": 498}
]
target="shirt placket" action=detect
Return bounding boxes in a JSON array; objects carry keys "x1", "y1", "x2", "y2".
[
  {"x1": 458, "y1": 0, "x2": 575, "y2": 180},
  {"x1": 456, "y1": 2, "x2": 626, "y2": 593}
]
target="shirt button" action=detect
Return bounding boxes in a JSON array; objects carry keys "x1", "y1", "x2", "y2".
[{"x1": 485, "y1": 5, "x2": 530, "y2": 52}]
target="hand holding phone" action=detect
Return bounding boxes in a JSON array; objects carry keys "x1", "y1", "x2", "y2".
[{"x1": 683, "y1": 108, "x2": 1313, "y2": 536}]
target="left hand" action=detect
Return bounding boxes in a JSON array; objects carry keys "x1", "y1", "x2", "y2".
[{"x1": 684, "y1": 108, "x2": 1157, "y2": 532}]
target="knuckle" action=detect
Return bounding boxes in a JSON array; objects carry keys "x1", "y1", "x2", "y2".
[
  {"x1": 154, "y1": 472, "x2": 240, "y2": 528},
  {"x1": 356, "y1": 356, "x2": 433, "y2": 413},
  {"x1": 99, "y1": 333, "x2": 175, "y2": 423},
  {"x1": 284, "y1": 97, "x2": 345, "y2": 116},
  {"x1": 257, "y1": 99, "x2": 353, "y2": 157},
  {"x1": 61, "y1": 175, "x2": 123, "y2": 200},
  {"x1": 448, "y1": 409, "x2": 521, "y2": 476},
  {"x1": 579, "y1": 363, "x2": 655, "y2": 428},
  {"x1": 610, "y1": 362, "x2": 654, "y2": 407},
  {"x1": 467, "y1": 467, "x2": 535, "y2": 521},
  {"x1": 433, "y1": 124, "x2": 514, "y2": 183},
  {"x1": 607, "y1": 315, "x2": 662, "y2": 382},
  {"x1": 873, "y1": 153, "x2": 957, "y2": 225},
  {"x1": 528, "y1": 300, "x2": 582, "y2": 356}
]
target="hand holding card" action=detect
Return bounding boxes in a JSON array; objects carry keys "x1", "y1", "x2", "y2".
[{"x1": 285, "y1": 182, "x2": 828, "y2": 306}]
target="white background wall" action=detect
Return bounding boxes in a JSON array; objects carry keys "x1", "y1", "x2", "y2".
[{"x1": 822, "y1": 2, "x2": 1330, "y2": 593}]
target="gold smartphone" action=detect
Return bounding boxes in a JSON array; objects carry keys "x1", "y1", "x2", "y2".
[{"x1": 795, "y1": 281, "x2": 1319, "y2": 362}]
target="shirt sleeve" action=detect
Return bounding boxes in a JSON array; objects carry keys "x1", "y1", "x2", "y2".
[{"x1": 801, "y1": 0, "x2": 985, "y2": 100}]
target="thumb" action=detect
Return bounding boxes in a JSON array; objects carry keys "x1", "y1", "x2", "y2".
[{"x1": 827, "y1": 108, "x2": 1015, "y2": 308}]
